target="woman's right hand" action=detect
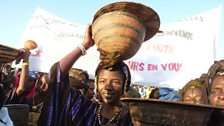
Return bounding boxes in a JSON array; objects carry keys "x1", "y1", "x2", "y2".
[{"x1": 82, "y1": 25, "x2": 95, "y2": 50}]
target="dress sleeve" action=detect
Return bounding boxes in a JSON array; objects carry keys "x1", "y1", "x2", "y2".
[
  {"x1": 38, "y1": 62, "x2": 70, "y2": 126},
  {"x1": 38, "y1": 62, "x2": 97, "y2": 126}
]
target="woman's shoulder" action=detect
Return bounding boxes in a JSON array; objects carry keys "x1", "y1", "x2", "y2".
[{"x1": 121, "y1": 104, "x2": 131, "y2": 118}]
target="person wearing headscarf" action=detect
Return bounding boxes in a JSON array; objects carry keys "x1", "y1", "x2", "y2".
[{"x1": 38, "y1": 25, "x2": 133, "y2": 126}]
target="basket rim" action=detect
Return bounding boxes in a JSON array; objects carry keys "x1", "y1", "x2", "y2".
[{"x1": 121, "y1": 98, "x2": 224, "y2": 110}]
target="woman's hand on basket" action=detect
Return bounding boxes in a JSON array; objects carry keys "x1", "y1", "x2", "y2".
[{"x1": 82, "y1": 25, "x2": 95, "y2": 50}]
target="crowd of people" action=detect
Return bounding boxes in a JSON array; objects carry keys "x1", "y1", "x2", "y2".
[
  {"x1": 0, "y1": 25, "x2": 224, "y2": 126},
  {"x1": 0, "y1": 0, "x2": 224, "y2": 125}
]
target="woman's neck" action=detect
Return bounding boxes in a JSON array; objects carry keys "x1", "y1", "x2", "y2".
[{"x1": 101, "y1": 102, "x2": 122, "y2": 119}]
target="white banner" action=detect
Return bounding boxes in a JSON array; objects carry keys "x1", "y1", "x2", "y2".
[
  {"x1": 19, "y1": 6, "x2": 222, "y2": 89},
  {"x1": 128, "y1": 5, "x2": 222, "y2": 89},
  {"x1": 19, "y1": 7, "x2": 100, "y2": 74}
]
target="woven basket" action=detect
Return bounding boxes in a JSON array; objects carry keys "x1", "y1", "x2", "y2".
[
  {"x1": 92, "y1": 1, "x2": 160, "y2": 60},
  {"x1": 0, "y1": 44, "x2": 20, "y2": 64},
  {"x1": 4, "y1": 104, "x2": 29, "y2": 126},
  {"x1": 121, "y1": 98, "x2": 216, "y2": 126}
]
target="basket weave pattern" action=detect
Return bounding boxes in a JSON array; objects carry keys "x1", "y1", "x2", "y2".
[
  {"x1": 92, "y1": 11, "x2": 146, "y2": 60},
  {"x1": 92, "y1": 2, "x2": 160, "y2": 61}
]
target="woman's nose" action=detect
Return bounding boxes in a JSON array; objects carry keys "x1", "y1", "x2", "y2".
[{"x1": 104, "y1": 82, "x2": 113, "y2": 90}]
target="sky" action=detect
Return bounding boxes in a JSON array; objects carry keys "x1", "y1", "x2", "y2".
[{"x1": 0, "y1": 0, "x2": 224, "y2": 60}]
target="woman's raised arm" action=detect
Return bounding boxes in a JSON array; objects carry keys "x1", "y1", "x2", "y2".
[{"x1": 59, "y1": 25, "x2": 94, "y2": 78}]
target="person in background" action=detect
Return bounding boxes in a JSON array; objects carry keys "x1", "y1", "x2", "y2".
[
  {"x1": 1, "y1": 47, "x2": 38, "y2": 126},
  {"x1": 69, "y1": 68, "x2": 89, "y2": 96},
  {"x1": 28, "y1": 73, "x2": 48, "y2": 126},
  {"x1": 0, "y1": 63, "x2": 16, "y2": 103},
  {"x1": 0, "y1": 52, "x2": 30, "y2": 126},
  {"x1": 5, "y1": 48, "x2": 34, "y2": 104},
  {"x1": 85, "y1": 74, "x2": 95, "y2": 100},
  {"x1": 31, "y1": 73, "x2": 48, "y2": 113},
  {"x1": 206, "y1": 60, "x2": 224, "y2": 106},
  {"x1": 38, "y1": 73, "x2": 48, "y2": 93},
  {"x1": 179, "y1": 74, "x2": 208, "y2": 105},
  {"x1": 123, "y1": 84, "x2": 141, "y2": 98},
  {"x1": 206, "y1": 60, "x2": 224, "y2": 125},
  {"x1": 145, "y1": 86, "x2": 160, "y2": 99},
  {"x1": 0, "y1": 84, "x2": 13, "y2": 126}
]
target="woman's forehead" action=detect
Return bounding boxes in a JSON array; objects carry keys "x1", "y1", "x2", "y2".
[
  {"x1": 98, "y1": 69, "x2": 122, "y2": 78},
  {"x1": 185, "y1": 87, "x2": 202, "y2": 94},
  {"x1": 212, "y1": 76, "x2": 224, "y2": 85}
]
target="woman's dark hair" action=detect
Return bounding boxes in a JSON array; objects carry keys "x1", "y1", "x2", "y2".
[
  {"x1": 95, "y1": 60, "x2": 131, "y2": 94},
  {"x1": 69, "y1": 68, "x2": 89, "y2": 91}
]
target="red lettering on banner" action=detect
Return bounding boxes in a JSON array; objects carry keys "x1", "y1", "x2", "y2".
[
  {"x1": 139, "y1": 63, "x2": 144, "y2": 71},
  {"x1": 128, "y1": 61, "x2": 144, "y2": 71},
  {"x1": 148, "y1": 43, "x2": 174, "y2": 54},
  {"x1": 147, "y1": 64, "x2": 158, "y2": 71},
  {"x1": 31, "y1": 50, "x2": 42, "y2": 57},
  {"x1": 161, "y1": 64, "x2": 167, "y2": 70},
  {"x1": 161, "y1": 63, "x2": 182, "y2": 71}
]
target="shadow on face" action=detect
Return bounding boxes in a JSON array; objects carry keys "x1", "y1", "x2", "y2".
[{"x1": 183, "y1": 87, "x2": 204, "y2": 104}]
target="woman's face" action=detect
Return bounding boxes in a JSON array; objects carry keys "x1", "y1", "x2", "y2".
[
  {"x1": 97, "y1": 69, "x2": 124, "y2": 105},
  {"x1": 183, "y1": 86, "x2": 204, "y2": 104},
  {"x1": 209, "y1": 75, "x2": 224, "y2": 107}
]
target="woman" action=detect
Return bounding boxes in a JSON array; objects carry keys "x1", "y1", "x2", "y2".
[
  {"x1": 209, "y1": 75, "x2": 224, "y2": 106},
  {"x1": 206, "y1": 60, "x2": 224, "y2": 125},
  {"x1": 0, "y1": 47, "x2": 31, "y2": 126},
  {"x1": 38, "y1": 25, "x2": 133, "y2": 126},
  {"x1": 5, "y1": 48, "x2": 34, "y2": 104},
  {"x1": 207, "y1": 60, "x2": 224, "y2": 106}
]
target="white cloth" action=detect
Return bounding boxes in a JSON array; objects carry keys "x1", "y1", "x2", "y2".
[{"x1": 0, "y1": 107, "x2": 13, "y2": 126}]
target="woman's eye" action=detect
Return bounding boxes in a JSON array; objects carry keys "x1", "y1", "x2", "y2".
[
  {"x1": 98, "y1": 80, "x2": 106, "y2": 84},
  {"x1": 211, "y1": 90, "x2": 221, "y2": 95},
  {"x1": 111, "y1": 81, "x2": 121, "y2": 85}
]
